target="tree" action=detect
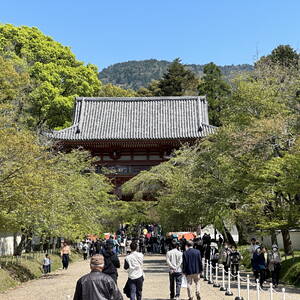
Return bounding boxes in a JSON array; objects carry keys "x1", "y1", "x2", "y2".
[
  {"x1": 98, "y1": 83, "x2": 137, "y2": 97},
  {"x1": 138, "y1": 59, "x2": 200, "y2": 97},
  {"x1": 157, "y1": 58, "x2": 199, "y2": 96},
  {"x1": 122, "y1": 53, "x2": 300, "y2": 252},
  {"x1": 198, "y1": 62, "x2": 231, "y2": 126},
  {"x1": 256, "y1": 45, "x2": 300, "y2": 69},
  {"x1": 0, "y1": 24, "x2": 101, "y2": 129},
  {"x1": 0, "y1": 104, "x2": 114, "y2": 253}
]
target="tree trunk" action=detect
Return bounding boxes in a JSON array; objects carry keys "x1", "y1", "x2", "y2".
[
  {"x1": 270, "y1": 229, "x2": 278, "y2": 245},
  {"x1": 14, "y1": 234, "x2": 26, "y2": 256},
  {"x1": 281, "y1": 229, "x2": 293, "y2": 255},
  {"x1": 235, "y1": 222, "x2": 248, "y2": 245},
  {"x1": 220, "y1": 221, "x2": 236, "y2": 247}
]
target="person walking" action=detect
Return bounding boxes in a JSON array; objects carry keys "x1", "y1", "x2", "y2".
[
  {"x1": 166, "y1": 241, "x2": 183, "y2": 300},
  {"x1": 183, "y1": 240, "x2": 202, "y2": 300},
  {"x1": 268, "y1": 244, "x2": 281, "y2": 288},
  {"x1": 230, "y1": 245, "x2": 242, "y2": 278},
  {"x1": 61, "y1": 242, "x2": 71, "y2": 270},
  {"x1": 219, "y1": 243, "x2": 231, "y2": 273},
  {"x1": 42, "y1": 253, "x2": 51, "y2": 274},
  {"x1": 102, "y1": 241, "x2": 121, "y2": 284},
  {"x1": 81, "y1": 241, "x2": 89, "y2": 260},
  {"x1": 73, "y1": 254, "x2": 123, "y2": 300},
  {"x1": 253, "y1": 246, "x2": 267, "y2": 288},
  {"x1": 209, "y1": 242, "x2": 219, "y2": 268},
  {"x1": 124, "y1": 243, "x2": 144, "y2": 300}
]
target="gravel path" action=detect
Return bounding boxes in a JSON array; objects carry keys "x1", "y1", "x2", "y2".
[{"x1": 1, "y1": 255, "x2": 299, "y2": 300}]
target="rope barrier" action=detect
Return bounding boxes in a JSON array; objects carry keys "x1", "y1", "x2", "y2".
[{"x1": 202, "y1": 261, "x2": 298, "y2": 300}]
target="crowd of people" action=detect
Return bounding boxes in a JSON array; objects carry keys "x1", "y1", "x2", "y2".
[{"x1": 56, "y1": 228, "x2": 283, "y2": 300}]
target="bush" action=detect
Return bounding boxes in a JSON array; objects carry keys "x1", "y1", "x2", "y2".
[
  {"x1": 0, "y1": 251, "x2": 81, "y2": 293},
  {"x1": 280, "y1": 256, "x2": 300, "y2": 287}
]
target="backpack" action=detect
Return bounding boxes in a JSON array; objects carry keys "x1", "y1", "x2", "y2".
[
  {"x1": 220, "y1": 249, "x2": 229, "y2": 264},
  {"x1": 231, "y1": 252, "x2": 240, "y2": 264}
]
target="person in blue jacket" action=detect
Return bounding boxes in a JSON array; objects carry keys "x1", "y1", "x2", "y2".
[
  {"x1": 183, "y1": 240, "x2": 202, "y2": 300},
  {"x1": 252, "y1": 246, "x2": 267, "y2": 288}
]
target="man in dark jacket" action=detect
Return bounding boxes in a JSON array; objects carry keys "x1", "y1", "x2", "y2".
[
  {"x1": 183, "y1": 240, "x2": 202, "y2": 300},
  {"x1": 73, "y1": 254, "x2": 123, "y2": 300},
  {"x1": 102, "y1": 243, "x2": 120, "y2": 283}
]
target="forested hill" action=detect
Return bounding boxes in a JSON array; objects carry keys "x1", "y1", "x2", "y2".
[{"x1": 99, "y1": 59, "x2": 254, "y2": 90}]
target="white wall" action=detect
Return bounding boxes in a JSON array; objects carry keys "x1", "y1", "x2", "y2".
[
  {"x1": 262, "y1": 230, "x2": 300, "y2": 250},
  {"x1": 0, "y1": 233, "x2": 21, "y2": 256},
  {"x1": 200, "y1": 224, "x2": 239, "y2": 243}
]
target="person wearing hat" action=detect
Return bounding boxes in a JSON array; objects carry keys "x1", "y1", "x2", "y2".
[
  {"x1": 268, "y1": 245, "x2": 281, "y2": 288},
  {"x1": 73, "y1": 254, "x2": 123, "y2": 300}
]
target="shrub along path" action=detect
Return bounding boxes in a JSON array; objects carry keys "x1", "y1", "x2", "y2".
[{"x1": 1, "y1": 255, "x2": 300, "y2": 300}]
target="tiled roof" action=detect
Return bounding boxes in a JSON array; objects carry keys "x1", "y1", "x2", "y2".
[{"x1": 50, "y1": 96, "x2": 216, "y2": 141}]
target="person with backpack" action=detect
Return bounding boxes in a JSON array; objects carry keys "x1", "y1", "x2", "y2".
[
  {"x1": 101, "y1": 241, "x2": 121, "y2": 283},
  {"x1": 230, "y1": 245, "x2": 242, "y2": 278},
  {"x1": 220, "y1": 243, "x2": 232, "y2": 273},
  {"x1": 209, "y1": 242, "x2": 219, "y2": 268}
]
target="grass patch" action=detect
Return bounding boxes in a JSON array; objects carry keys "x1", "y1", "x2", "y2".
[
  {"x1": 0, "y1": 269, "x2": 18, "y2": 292},
  {"x1": 280, "y1": 256, "x2": 300, "y2": 287},
  {"x1": 0, "y1": 251, "x2": 81, "y2": 293}
]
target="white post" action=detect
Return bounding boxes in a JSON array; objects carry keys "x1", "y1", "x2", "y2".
[
  {"x1": 270, "y1": 283, "x2": 273, "y2": 300},
  {"x1": 237, "y1": 271, "x2": 242, "y2": 299},
  {"x1": 206, "y1": 260, "x2": 209, "y2": 281},
  {"x1": 281, "y1": 288, "x2": 286, "y2": 300},
  {"x1": 213, "y1": 263, "x2": 220, "y2": 287},
  {"x1": 256, "y1": 279, "x2": 260, "y2": 300},
  {"x1": 220, "y1": 265, "x2": 226, "y2": 291},
  {"x1": 247, "y1": 274, "x2": 250, "y2": 300},
  {"x1": 208, "y1": 262, "x2": 213, "y2": 284},
  {"x1": 225, "y1": 268, "x2": 233, "y2": 296}
]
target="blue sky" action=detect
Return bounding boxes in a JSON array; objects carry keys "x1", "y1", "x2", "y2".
[{"x1": 1, "y1": 0, "x2": 300, "y2": 71}]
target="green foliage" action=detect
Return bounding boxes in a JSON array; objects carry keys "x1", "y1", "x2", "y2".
[
  {"x1": 198, "y1": 62, "x2": 231, "y2": 126},
  {"x1": 98, "y1": 83, "x2": 137, "y2": 97},
  {"x1": 280, "y1": 256, "x2": 300, "y2": 286},
  {"x1": 0, "y1": 24, "x2": 101, "y2": 129},
  {"x1": 256, "y1": 45, "x2": 300, "y2": 68},
  {"x1": 99, "y1": 59, "x2": 253, "y2": 90},
  {"x1": 0, "y1": 251, "x2": 81, "y2": 292},
  {"x1": 137, "y1": 58, "x2": 199, "y2": 96},
  {"x1": 123, "y1": 46, "x2": 300, "y2": 250},
  {"x1": 156, "y1": 58, "x2": 199, "y2": 96},
  {"x1": 0, "y1": 104, "x2": 114, "y2": 243}
]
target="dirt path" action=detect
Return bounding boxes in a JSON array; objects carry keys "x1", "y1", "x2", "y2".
[{"x1": 1, "y1": 255, "x2": 299, "y2": 300}]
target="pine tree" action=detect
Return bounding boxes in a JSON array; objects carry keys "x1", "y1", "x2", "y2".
[
  {"x1": 198, "y1": 62, "x2": 231, "y2": 126},
  {"x1": 157, "y1": 58, "x2": 199, "y2": 96}
]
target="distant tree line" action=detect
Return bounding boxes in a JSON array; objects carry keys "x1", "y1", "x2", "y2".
[{"x1": 99, "y1": 58, "x2": 253, "y2": 90}]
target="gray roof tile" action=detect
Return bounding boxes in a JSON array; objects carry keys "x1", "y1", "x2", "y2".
[{"x1": 50, "y1": 96, "x2": 216, "y2": 141}]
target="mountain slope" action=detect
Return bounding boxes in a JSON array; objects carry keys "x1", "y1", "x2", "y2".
[{"x1": 99, "y1": 59, "x2": 253, "y2": 90}]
